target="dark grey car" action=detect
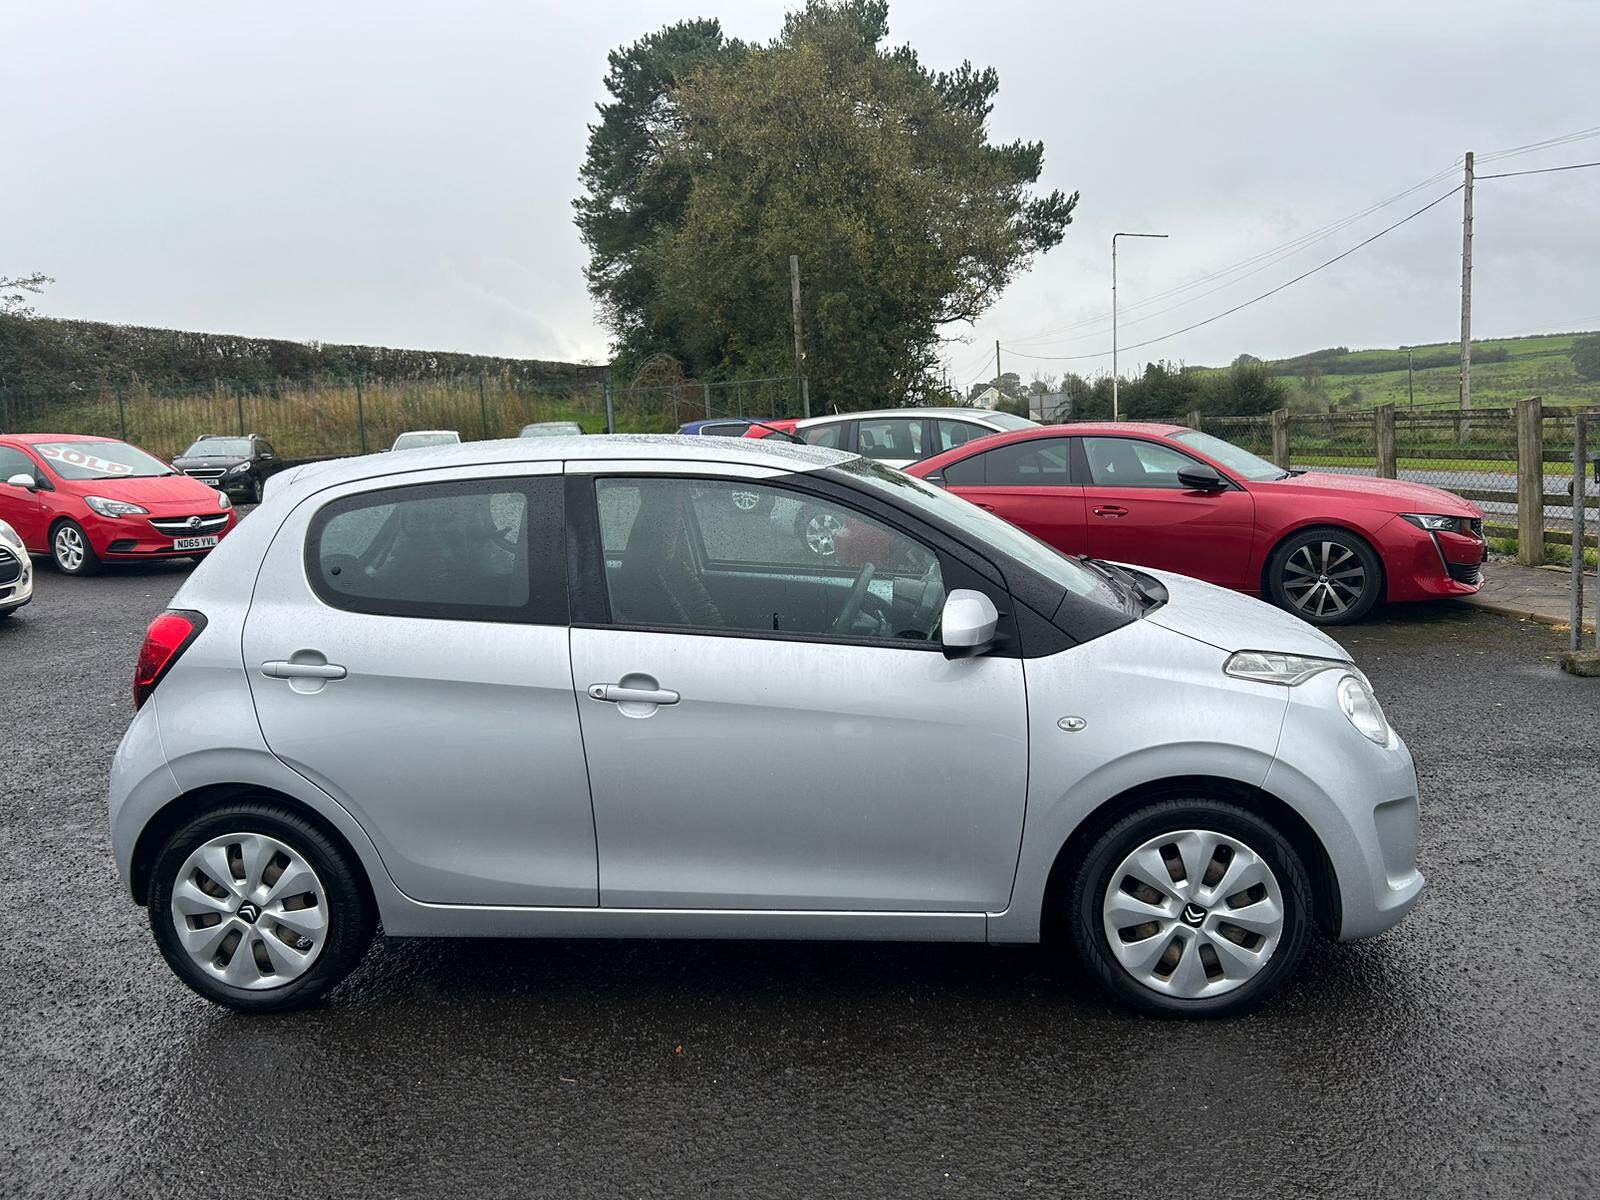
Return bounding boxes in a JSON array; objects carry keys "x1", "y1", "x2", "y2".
[{"x1": 170, "y1": 434, "x2": 280, "y2": 504}]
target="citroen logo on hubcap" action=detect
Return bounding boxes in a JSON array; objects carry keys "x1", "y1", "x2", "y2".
[
  {"x1": 236, "y1": 902, "x2": 261, "y2": 924},
  {"x1": 1180, "y1": 902, "x2": 1207, "y2": 927}
]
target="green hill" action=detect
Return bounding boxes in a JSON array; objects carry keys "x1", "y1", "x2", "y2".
[{"x1": 1220, "y1": 330, "x2": 1600, "y2": 411}]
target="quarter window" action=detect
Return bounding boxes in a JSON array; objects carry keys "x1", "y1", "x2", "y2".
[
  {"x1": 1082, "y1": 437, "x2": 1202, "y2": 489},
  {"x1": 594, "y1": 477, "x2": 945, "y2": 643},
  {"x1": 306, "y1": 477, "x2": 564, "y2": 623},
  {"x1": 856, "y1": 417, "x2": 926, "y2": 461}
]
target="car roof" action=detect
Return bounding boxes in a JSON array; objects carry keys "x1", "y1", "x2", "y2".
[
  {"x1": 277, "y1": 433, "x2": 859, "y2": 494},
  {"x1": 2, "y1": 432, "x2": 122, "y2": 445},
  {"x1": 796, "y1": 407, "x2": 1010, "y2": 427},
  {"x1": 679, "y1": 418, "x2": 753, "y2": 430},
  {"x1": 394, "y1": 429, "x2": 459, "y2": 437},
  {"x1": 1049, "y1": 421, "x2": 1187, "y2": 437}
]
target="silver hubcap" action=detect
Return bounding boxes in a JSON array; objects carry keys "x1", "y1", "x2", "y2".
[
  {"x1": 54, "y1": 526, "x2": 84, "y2": 571},
  {"x1": 804, "y1": 512, "x2": 842, "y2": 556},
  {"x1": 170, "y1": 832, "x2": 329, "y2": 990},
  {"x1": 1101, "y1": 829, "x2": 1286, "y2": 1000},
  {"x1": 1281, "y1": 540, "x2": 1366, "y2": 618}
]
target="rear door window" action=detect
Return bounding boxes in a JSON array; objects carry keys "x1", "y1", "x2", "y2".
[
  {"x1": 306, "y1": 476, "x2": 565, "y2": 623},
  {"x1": 856, "y1": 418, "x2": 926, "y2": 461},
  {"x1": 800, "y1": 422, "x2": 847, "y2": 449}
]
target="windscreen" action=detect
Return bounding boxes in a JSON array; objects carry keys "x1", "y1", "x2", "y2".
[
  {"x1": 182, "y1": 438, "x2": 251, "y2": 457},
  {"x1": 34, "y1": 441, "x2": 173, "y2": 480}
]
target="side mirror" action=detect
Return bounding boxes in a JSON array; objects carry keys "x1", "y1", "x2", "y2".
[
  {"x1": 5, "y1": 472, "x2": 38, "y2": 492},
  {"x1": 940, "y1": 588, "x2": 999, "y2": 659},
  {"x1": 1177, "y1": 464, "x2": 1228, "y2": 492}
]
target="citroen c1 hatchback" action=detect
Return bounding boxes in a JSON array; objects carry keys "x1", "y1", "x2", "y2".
[
  {"x1": 109, "y1": 435, "x2": 1423, "y2": 1016},
  {"x1": 0, "y1": 434, "x2": 236, "y2": 575}
]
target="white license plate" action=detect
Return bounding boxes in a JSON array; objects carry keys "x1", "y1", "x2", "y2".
[{"x1": 172, "y1": 536, "x2": 220, "y2": 552}]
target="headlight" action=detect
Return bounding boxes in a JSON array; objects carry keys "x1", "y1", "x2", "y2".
[
  {"x1": 1224, "y1": 650, "x2": 1349, "y2": 686},
  {"x1": 0, "y1": 520, "x2": 23, "y2": 550},
  {"x1": 1338, "y1": 673, "x2": 1391, "y2": 745},
  {"x1": 84, "y1": 496, "x2": 150, "y2": 518},
  {"x1": 215, "y1": 491, "x2": 232, "y2": 509},
  {"x1": 1400, "y1": 513, "x2": 1466, "y2": 533},
  {"x1": 228, "y1": 462, "x2": 251, "y2": 475}
]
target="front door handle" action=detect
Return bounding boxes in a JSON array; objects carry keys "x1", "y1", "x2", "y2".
[
  {"x1": 261, "y1": 660, "x2": 348, "y2": 681},
  {"x1": 1092, "y1": 505, "x2": 1129, "y2": 518},
  {"x1": 588, "y1": 683, "x2": 680, "y2": 705}
]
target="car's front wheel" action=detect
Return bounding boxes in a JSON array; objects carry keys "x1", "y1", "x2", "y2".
[
  {"x1": 1068, "y1": 797, "x2": 1312, "y2": 1017},
  {"x1": 1266, "y1": 526, "x2": 1382, "y2": 624},
  {"x1": 51, "y1": 520, "x2": 101, "y2": 576},
  {"x1": 147, "y1": 801, "x2": 375, "y2": 1011}
]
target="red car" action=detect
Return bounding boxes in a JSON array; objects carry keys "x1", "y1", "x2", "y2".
[
  {"x1": 741, "y1": 418, "x2": 801, "y2": 440},
  {"x1": 907, "y1": 421, "x2": 1487, "y2": 625},
  {"x1": 0, "y1": 434, "x2": 237, "y2": 576}
]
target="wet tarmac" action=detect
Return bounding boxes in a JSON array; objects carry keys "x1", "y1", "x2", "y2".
[{"x1": 2, "y1": 561, "x2": 1596, "y2": 1198}]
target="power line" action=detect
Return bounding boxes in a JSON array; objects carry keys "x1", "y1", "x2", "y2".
[
  {"x1": 1478, "y1": 160, "x2": 1600, "y2": 180},
  {"x1": 1004, "y1": 184, "x2": 1465, "y2": 364},
  {"x1": 1005, "y1": 160, "x2": 1464, "y2": 347},
  {"x1": 1476, "y1": 124, "x2": 1600, "y2": 164}
]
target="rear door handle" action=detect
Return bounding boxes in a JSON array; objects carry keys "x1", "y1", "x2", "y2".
[
  {"x1": 975, "y1": 502, "x2": 996, "y2": 512},
  {"x1": 587, "y1": 683, "x2": 680, "y2": 705},
  {"x1": 1092, "y1": 505, "x2": 1128, "y2": 518},
  {"x1": 261, "y1": 660, "x2": 348, "y2": 681}
]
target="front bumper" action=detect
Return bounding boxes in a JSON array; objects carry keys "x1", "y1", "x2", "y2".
[
  {"x1": 0, "y1": 546, "x2": 32, "y2": 610},
  {"x1": 82, "y1": 508, "x2": 236, "y2": 559},
  {"x1": 1379, "y1": 515, "x2": 1488, "y2": 602},
  {"x1": 1262, "y1": 669, "x2": 1425, "y2": 941}
]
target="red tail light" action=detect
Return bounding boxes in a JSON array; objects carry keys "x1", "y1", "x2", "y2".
[{"x1": 134, "y1": 609, "x2": 207, "y2": 710}]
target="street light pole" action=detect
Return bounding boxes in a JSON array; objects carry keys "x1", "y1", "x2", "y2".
[{"x1": 1112, "y1": 231, "x2": 1169, "y2": 421}]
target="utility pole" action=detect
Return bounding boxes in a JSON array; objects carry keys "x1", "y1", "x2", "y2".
[
  {"x1": 789, "y1": 255, "x2": 811, "y2": 418},
  {"x1": 1458, "y1": 151, "x2": 1474, "y2": 441},
  {"x1": 1407, "y1": 348, "x2": 1414, "y2": 406},
  {"x1": 1113, "y1": 231, "x2": 1169, "y2": 421},
  {"x1": 993, "y1": 339, "x2": 1002, "y2": 405}
]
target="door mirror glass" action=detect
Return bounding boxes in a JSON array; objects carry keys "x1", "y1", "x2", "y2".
[
  {"x1": 5, "y1": 472, "x2": 37, "y2": 491},
  {"x1": 939, "y1": 588, "x2": 998, "y2": 658},
  {"x1": 1176, "y1": 464, "x2": 1227, "y2": 491}
]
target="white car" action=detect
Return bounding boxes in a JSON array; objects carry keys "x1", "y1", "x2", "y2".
[
  {"x1": 794, "y1": 407, "x2": 1038, "y2": 469},
  {"x1": 390, "y1": 430, "x2": 461, "y2": 452},
  {"x1": 0, "y1": 518, "x2": 33, "y2": 618}
]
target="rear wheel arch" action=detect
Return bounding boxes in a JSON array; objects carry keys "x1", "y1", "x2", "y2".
[
  {"x1": 1041, "y1": 775, "x2": 1341, "y2": 942},
  {"x1": 130, "y1": 783, "x2": 376, "y2": 911},
  {"x1": 1259, "y1": 521, "x2": 1387, "y2": 601}
]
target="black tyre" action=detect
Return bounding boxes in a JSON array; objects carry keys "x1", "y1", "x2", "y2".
[
  {"x1": 1266, "y1": 525, "x2": 1382, "y2": 625},
  {"x1": 147, "y1": 800, "x2": 376, "y2": 1012},
  {"x1": 1068, "y1": 797, "x2": 1312, "y2": 1018},
  {"x1": 250, "y1": 477, "x2": 264, "y2": 505},
  {"x1": 51, "y1": 519, "x2": 101, "y2": 576}
]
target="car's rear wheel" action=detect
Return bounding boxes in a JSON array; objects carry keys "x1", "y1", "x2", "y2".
[
  {"x1": 51, "y1": 520, "x2": 101, "y2": 576},
  {"x1": 1068, "y1": 797, "x2": 1312, "y2": 1017},
  {"x1": 147, "y1": 801, "x2": 375, "y2": 1012},
  {"x1": 250, "y1": 477, "x2": 265, "y2": 505},
  {"x1": 1267, "y1": 526, "x2": 1381, "y2": 625}
]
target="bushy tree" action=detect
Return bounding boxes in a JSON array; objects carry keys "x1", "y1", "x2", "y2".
[
  {"x1": 0, "y1": 273, "x2": 52, "y2": 318},
  {"x1": 575, "y1": 1, "x2": 1076, "y2": 404},
  {"x1": 1572, "y1": 333, "x2": 1600, "y2": 382}
]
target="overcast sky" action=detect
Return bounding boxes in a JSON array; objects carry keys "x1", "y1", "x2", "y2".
[{"x1": 8, "y1": 1, "x2": 1599, "y2": 386}]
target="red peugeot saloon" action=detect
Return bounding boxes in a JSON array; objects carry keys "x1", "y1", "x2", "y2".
[
  {"x1": 0, "y1": 434, "x2": 237, "y2": 576},
  {"x1": 908, "y1": 421, "x2": 1487, "y2": 625}
]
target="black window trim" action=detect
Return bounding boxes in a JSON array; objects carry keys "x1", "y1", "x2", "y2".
[
  {"x1": 304, "y1": 474, "x2": 568, "y2": 625},
  {"x1": 566, "y1": 470, "x2": 1017, "y2": 656}
]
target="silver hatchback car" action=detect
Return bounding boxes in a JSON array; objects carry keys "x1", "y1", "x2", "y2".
[{"x1": 110, "y1": 436, "x2": 1423, "y2": 1016}]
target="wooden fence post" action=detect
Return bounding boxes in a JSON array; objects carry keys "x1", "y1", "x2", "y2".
[
  {"x1": 1375, "y1": 404, "x2": 1397, "y2": 478},
  {"x1": 1516, "y1": 396, "x2": 1544, "y2": 566},
  {"x1": 1186, "y1": 408, "x2": 1202, "y2": 431},
  {"x1": 1271, "y1": 408, "x2": 1290, "y2": 469}
]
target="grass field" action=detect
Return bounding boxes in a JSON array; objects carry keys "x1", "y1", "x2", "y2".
[{"x1": 1225, "y1": 330, "x2": 1600, "y2": 411}]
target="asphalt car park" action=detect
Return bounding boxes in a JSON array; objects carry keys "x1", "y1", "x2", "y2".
[{"x1": 1, "y1": 547, "x2": 1597, "y2": 1197}]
